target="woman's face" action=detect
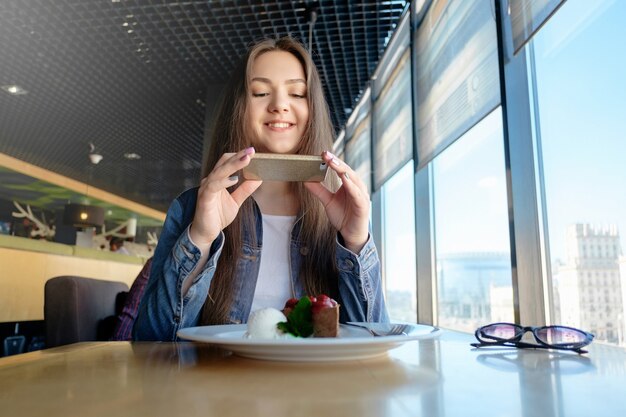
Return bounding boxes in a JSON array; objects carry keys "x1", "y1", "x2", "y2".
[{"x1": 247, "y1": 50, "x2": 309, "y2": 154}]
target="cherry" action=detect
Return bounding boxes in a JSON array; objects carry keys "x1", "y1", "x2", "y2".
[
  {"x1": 311, "y1": 294, "x2": 337, "y2": 313},
  {"x1": 285, "y1": 298, "x2": 299, "y2": 309}
]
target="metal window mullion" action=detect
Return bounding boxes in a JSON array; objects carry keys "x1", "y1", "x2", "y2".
[
  {"x1": 368, "y1": 76, "x2": 375, "y2": 195},
  {"x1": 411, "y1": 0, "x2": 435, "y2": 325},
  {"x1": 526, "y1": 41, "x2": 556, "y2": 325},
  {"x1": 370, "y1": 69, "x2": 385, "y2": 287},
  {"x1": 414, "y1": 165, "x2": 436, "y2": 325},
  {"x1": 371, "y1": 188, "x2": 385, "y2": 292},
  {"x1": 496, "y1": 0, "x2": 548, "y2": 326}
]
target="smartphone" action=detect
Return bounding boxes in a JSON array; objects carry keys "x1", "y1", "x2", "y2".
[{"x1": 241, "y1": 153, "x2": 328, "y2": 182}]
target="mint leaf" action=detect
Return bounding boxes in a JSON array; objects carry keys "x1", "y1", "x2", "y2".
[
  {"x1": 277, "y1": 321, "x2": 292, "y2": 334},
  {"x1": 277, "y1": 296, "x2": 314, "y2": 337}
]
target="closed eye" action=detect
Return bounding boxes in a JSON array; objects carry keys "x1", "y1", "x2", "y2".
[{"x1": 252, "y1": 93, "x2": 269, "y2": 97}]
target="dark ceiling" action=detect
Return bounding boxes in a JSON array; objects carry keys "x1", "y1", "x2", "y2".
[{"x1": 0, "y1": 0, "x2": 407, "y2": 212}]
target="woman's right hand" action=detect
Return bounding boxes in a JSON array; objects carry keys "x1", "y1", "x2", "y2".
[{"x1": 189, "y1": 147, "x2": 262, "y2": 246}]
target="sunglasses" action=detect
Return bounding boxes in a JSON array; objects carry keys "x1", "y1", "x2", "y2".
[{"x1": 471, "y1": 322, "x2": 594, "y2": 354}]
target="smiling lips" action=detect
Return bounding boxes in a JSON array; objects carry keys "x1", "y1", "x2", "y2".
[{"x1": 265, "y1": 121, "x2": 294, "y2": 130}]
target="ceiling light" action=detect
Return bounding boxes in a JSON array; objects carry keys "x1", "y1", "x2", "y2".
[
  {"x1": 89, "y1": 142, "x2": 103, "y2": 164},
  {"x1": 1, "y1": 85, "x2": 28, "y2": 95},
  {"x1": 89, "y1": 153, "x2": 103, "y2": 164},
  {"x1": 124, "y1": 153, "x2": 141, "y2": 160}
]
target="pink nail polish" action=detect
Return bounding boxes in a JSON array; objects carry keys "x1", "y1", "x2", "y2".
[{"x1": 240, "y1": 147, "x2": 255, "y2": 161}]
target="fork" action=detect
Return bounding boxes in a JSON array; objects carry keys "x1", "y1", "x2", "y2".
[{"x1": 347, "y1": 323, "x2": 409, "y2": 337}]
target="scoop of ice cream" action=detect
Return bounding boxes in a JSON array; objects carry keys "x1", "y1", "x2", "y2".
[{"x1": 244, "y1": 308, "x2": 290, "y2": 339}]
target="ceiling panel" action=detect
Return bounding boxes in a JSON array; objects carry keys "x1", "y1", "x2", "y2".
[{"x1": 0, "y1": 0, "x2": 408, "y2": 212}]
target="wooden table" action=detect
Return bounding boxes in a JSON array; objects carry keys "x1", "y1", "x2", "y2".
[{"x1": 1, "y1": 331, "x2": 625, "y2": 417}]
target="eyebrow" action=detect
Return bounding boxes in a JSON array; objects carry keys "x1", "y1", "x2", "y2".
[{"x1": 250, "y1": 77, "x2": 306, "y2": 85}]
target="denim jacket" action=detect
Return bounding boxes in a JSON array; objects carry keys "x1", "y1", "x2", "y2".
[{"x1": 133, "y1": 187, "x2": 388, "y2": 341}]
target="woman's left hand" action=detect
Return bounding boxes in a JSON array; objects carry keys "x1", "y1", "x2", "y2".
[{"x1": 304, "y1": 151, "x2": 370, "y2": 253}]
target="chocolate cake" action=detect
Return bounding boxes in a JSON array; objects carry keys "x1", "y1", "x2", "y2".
[{"x1": 281, "y1": 294, "x2": 340, "y2": 338}]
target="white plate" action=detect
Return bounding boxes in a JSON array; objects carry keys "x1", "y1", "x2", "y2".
[{"x1": 177, "y1": 323, "x2": 441, "y2": 362}]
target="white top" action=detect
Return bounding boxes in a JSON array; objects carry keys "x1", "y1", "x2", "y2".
[{"x1": 249, "y1": 214, "x2": 296, "y2": 313}]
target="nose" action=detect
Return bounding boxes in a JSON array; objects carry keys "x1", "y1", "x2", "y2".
[{"x1": 268, "y1": 91, "x2": 288, "y2": 113}]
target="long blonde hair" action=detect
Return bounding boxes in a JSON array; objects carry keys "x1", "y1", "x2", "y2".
[{"x1": 200, "y1": 37, "x2": 340, "y2": 324}]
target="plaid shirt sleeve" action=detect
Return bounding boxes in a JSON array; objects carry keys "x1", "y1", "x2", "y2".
[{"x1": 111, "y1": 258, "x2": 153, "y2": 341}]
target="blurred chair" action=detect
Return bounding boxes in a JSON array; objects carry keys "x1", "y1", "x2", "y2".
[{"x1": 44, "y1": 276, "x2": 129, "y2": 348}]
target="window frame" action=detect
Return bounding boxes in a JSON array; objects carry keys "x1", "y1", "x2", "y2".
[{"x1": 363, "y1": 0, "x2": 562, "y2": 329}]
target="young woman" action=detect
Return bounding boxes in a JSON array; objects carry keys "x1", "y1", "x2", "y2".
[{"x1": 133, "y1": 37, "x2": 388, "y2": 341}]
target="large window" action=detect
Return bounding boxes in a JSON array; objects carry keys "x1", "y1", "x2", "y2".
[
  {"x1": 432, "y1": 108, "x2": 513, "y2": 332},
  {"x1": 381, "y1": 161, "x2": 416, "y2": 322},
  {"x1": 346, "y1": 116, "x2": 372, "y2": 194},
  {"x1": 382, "y1": 161, "x2": 417, "y2": 322},
  {"x1": 346, "y1": 0, "x2": 626, "y2": 343},
  {"x1": 530, "y1": 0, "x2": 626, "y2": 346},
  {"x1": 372, "y1": 50, "x2": 412, "y2": 190}
]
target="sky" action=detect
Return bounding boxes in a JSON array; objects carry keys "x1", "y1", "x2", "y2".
[{"x1": 533, "y1": 0, "x2": 626, "y2": 261}]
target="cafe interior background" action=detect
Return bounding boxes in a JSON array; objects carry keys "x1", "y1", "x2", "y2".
[{"x1": 1, "y1": 0, "x2": 625, "y2": 355}]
